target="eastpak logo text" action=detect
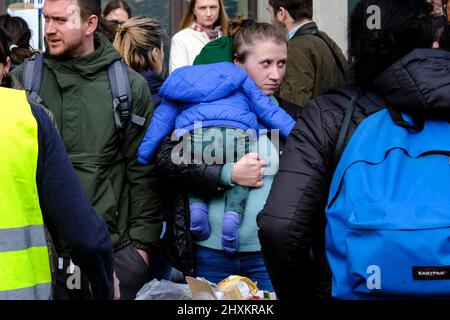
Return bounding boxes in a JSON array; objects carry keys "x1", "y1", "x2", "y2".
[{"x1": 413, "y1": 266, "x2": 450, "y2": 280}]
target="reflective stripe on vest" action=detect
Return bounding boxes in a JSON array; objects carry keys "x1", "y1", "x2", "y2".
[
  {"x1": 0, "y1": 280, "x2": 52, "y2": 300},
  {"x1": 0, "y1": 225, "x2": 47, "y2": 252},
  {"x1": 0, "y1": 87, "x2": 52, "y2": 300}
]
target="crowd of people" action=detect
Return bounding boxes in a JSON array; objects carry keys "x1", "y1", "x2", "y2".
[{"x1": 1, "y1": 0, "x2": 450, "y2": 301}]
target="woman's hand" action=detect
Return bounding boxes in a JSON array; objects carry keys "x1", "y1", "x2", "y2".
[
  {"x1": 231, "y1": 153, "x2": 266, "y2": 188},
  {"x1": 136, "y1": 249, "x2": 150, "y2": 266},
  {"x1": 113, "y1": 271, "x2": 121, "y2": 300}
]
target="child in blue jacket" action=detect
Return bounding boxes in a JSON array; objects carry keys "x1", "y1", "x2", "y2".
[{"x1": 138, "y1": 61, "x2": 295, "y2": 253}]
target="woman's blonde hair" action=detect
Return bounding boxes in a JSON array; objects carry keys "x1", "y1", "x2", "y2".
[
  {"x1": 180, "y1": 0, "x2": 229, "y2": 32},
  {"x1": 113, "y1": 16, "x2": 165, "y2": 72}
]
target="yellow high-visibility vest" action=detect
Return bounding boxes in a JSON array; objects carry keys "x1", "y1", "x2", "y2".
[{"x1": 0, "y1": 87, "x2": 52, "y2": 300}]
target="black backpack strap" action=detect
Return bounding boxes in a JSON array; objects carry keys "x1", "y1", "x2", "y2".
[
  {"x1": 387, "y1": 108, "x2": 425, "y2": 132},
  {"x1": 292, "y1": 25, "x2": 320, "y2": 38},
  {"x1": 28, "y1": 97, "x2": 60, "y2": 133},
  {"x1": 108, "y1": 60, "x2": 132, "y2": 131},
  {"x1": 332, "y1": 89, "x2": 365, "y2": 168},
  {"x1": 22, "y1": 53, "x2": 44, "y2": 104},
  {"x1": 292, "y1": 26, "x2": 348, "y2": 83},
  {"x1": 108, "y1": 60, "x2": 146, "y2": 136}
]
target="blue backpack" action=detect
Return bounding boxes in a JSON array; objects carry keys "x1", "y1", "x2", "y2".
[{"x1": 326, "y1": 92, "x2": 450, "y2": 300}]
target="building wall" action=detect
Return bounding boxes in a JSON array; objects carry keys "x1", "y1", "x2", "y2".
[
  {"x1": 314, "y1": 0, "x2": 348, "y2": 55},
  {"x1": 257, "y1": 0, "x2": 348, "y2": 56}
]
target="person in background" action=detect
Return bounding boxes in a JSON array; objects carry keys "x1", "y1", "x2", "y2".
[
  {"x1": 100, "y1": 0, "x2": 132, "y2": 42},
  {"x1": 266, "y1": 0, "x2": 349, "y2": 106},
  {"x1": 113, "y1": 16, "x2": 171, "y2": 281},
  {"x1": 428, "y1": 0, "x2": 450, "y2": 48},
  {"x1": 0, "y1": 28, "x2": 114, "y2": 300},
  {"x1": 445, "y1": 0, "x2": 450, "y2": 23},
  {"x1": 0, "y1": 14, "x2": 34, "y2": 70},
  {"x1": 103, "y1": 0, "x2": 132, "y2": 27},
  {"x1": 440, "y1": 0, "x2": 450, "y2": 48},
  {"x1": 169, "y1": 0, "x2": 229, "y2": 73},
  {"x1": 0, "y1": 31, "x2": 11, "y2": 87},
  {"x1": 114, "y1": 16, "x2": 166, "y2": 108}
]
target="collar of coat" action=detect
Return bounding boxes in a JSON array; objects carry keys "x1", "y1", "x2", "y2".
[
  {"x1": 372, "y1": 48, "x2": 450, "y2": 118},
  {"x1": 44, "y1": 33, "x2": 122, "y2": 80}
]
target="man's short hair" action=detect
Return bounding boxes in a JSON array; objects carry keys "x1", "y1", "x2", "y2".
[
  {"x1": 77, "y1": 0, "x2": 102, "y2": 21},
  {"x1": 268, "y1": 0, "x2": 313, "y2": 21}
]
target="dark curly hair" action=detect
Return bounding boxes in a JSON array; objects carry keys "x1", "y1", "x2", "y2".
[
  {"x1": 349, "y1": 0, "x2": 436, "y2": 87},
  {"x1": 0, "y1": 28, "x2": 9, "y2": 65},
  {"x1": 0, "y1": 14, "x2": 33, "y2": 66}
]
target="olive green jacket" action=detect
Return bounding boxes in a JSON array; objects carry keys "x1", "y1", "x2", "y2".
[
  {"x1": 13, "y1": 34, "x2": 162, "y2": 255},
  {"x1": 280, "y1": 22, "x2": 349, "y2": 107}
]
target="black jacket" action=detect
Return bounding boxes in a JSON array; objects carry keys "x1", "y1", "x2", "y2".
[
  {"x1": 257, "y1": 48, "x2": 450, "y2": 300},
  {"x1": 155, "y1": 96, "x2": 301, "y2": 275}
]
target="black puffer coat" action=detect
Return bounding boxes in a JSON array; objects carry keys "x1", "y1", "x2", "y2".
[
  {"x1": 155, "y1": 97, "x2": 301, "y2": 275},
  {"x1": 257, "y1": 48, "x2": 450, "y2": 300}
]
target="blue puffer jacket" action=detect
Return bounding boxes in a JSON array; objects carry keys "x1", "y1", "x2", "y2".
[{"x1": 138, "y1": 62, "x2": 295, "y2": 164}]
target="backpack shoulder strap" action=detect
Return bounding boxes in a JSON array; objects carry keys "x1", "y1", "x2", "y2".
[
  {"x1": 28, "y1": 97, "x2": 60, "y2": 133},
  {"x1": 331, "y1": 89, "x2": 365, "y2": 169},
  {"x1": 108, "y1": 60, "x2": 132, "y2": 131},
  {"x1": 292, "y1": 25, "x2": 320, "y2": 38},
  {"x1": 108, "y1": 60, "x2": 146, "y2": 134},
  {"x1": 292, "y1": 25, "x2": 348, "y2": 82},
  {"x1": 22, "y1": 53, "x2": 44, "y2": 104}
]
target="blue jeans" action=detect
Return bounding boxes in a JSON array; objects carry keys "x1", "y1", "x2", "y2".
[{"x1": 195, "y1": 246, "x2": 274, "y2": 292}]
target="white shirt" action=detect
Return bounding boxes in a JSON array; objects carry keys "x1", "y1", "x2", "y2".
[
  {"x1": 287, "y1": 20, "x2": 315, "y2": 40},
  {"x1": 169, "y1": 28, "x2": 222, "y2": 74}
]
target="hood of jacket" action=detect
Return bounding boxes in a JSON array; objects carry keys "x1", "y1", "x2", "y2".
[
  {"x1": 372, "y1": 48, "x2": 450, "y2": 117},
  {"x1": 159, "y1": 62, "x2": 247, "y2": 103},
  {"x1": 140, "y1": 69, "x2": 164, "y2": 96},
  {"x1": 44, "y1": 33, "x2": 121, "y2": 80},
  {"x1": 140, "y1": 69, "x2": 164, "y2": 108}
]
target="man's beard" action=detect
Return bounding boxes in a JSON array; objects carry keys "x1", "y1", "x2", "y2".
[{"x1": 45, "y1": 37, "x2": 83, "y2": 60}]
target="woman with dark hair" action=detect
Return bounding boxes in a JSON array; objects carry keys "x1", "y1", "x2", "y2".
[
  {"x1": 169, "y1": 0, "x2": 229, "y2": 73},
  {"x1": 0, "y1": 14, "x2": 34, "y2": 70},
  {"x1": 436, "y1": 0, "x2": 450, "y2": 49},
  {"x1": 103, "y1": 0, "x2": 132, "y2": 27},
  {"x1": 258, "y1": 0, "x2": 450, "y2": 300},
  {"x1": 0, "y1": 28, "x2": 11, "y2": 87},
  {"x1": 445, "y1": 0, "x2": 450, "y2": 23}
]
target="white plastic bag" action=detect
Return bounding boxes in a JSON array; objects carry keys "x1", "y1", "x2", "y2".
[{"x1": 135, "y1": 279, "x2": 193, "y2": 300}]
